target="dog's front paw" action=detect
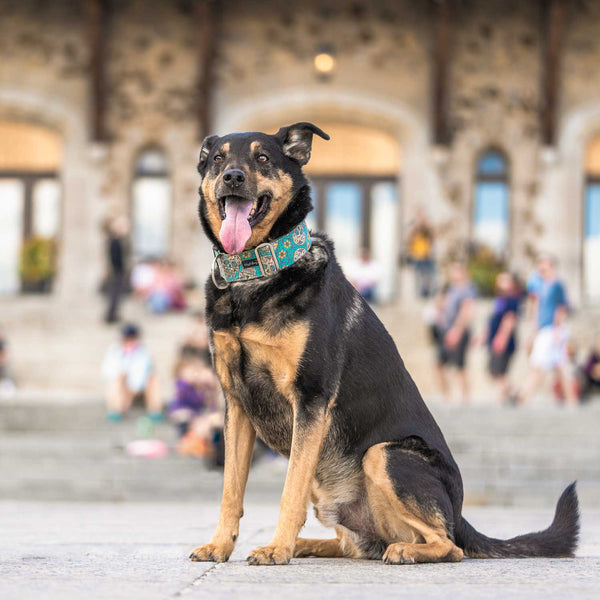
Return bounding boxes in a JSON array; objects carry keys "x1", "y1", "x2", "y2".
[
  {"x1": 247, "y1": 544, "x2": 292, "y2": 565},
  {"x1": 189, "y1": 542, "x2": 233, "y2": 563}
]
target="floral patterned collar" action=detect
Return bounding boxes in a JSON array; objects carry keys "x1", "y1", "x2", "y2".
[{"x1": 211, "y1": 221, "x2": 311, "y2": 288}]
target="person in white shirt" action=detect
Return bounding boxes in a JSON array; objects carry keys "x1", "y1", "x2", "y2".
[{"x1": 102, "y1": 323, "x2": 162, "y2": 422}]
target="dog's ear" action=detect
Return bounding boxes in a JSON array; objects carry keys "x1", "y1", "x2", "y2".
[
  {"x1": 197, "y1": 135, "x2": 219, "y2": 174},
  {"x1": 275, "y1": 122, "x2": 330, "y2": 166}
]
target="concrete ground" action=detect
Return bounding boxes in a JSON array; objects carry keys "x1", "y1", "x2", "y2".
[{"x1": 1, "y1": 500, "x2": 599, "y2": 600}]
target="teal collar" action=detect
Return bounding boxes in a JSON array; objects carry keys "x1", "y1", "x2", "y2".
[{"x1": 212, "y1": 221, "x2": 311, "y2": 288}]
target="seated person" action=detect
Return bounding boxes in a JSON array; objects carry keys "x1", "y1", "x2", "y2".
[
  {"x1": 102, "y1": 323, "x2": 162, "y2": 421},
  {"x1": 147, "y1": 260, "x2": 186, "y2": 314},
  {"x1": 168, "y1": 356, "x2": 223, "y2": 457},
  {"x1": 581, "y1": 335, "x2": 600, "y2": 401}
]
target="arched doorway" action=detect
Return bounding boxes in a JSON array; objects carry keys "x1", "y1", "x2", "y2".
[
  {"x1": 584, "y1": 135, "x2": 600, "y2": 301},
  {"x1": 305, "y1": 123, "x2": 401, "y2": 302},
  {"x1": 0, "y1": 121, "x2": 62, "y2": 294}
]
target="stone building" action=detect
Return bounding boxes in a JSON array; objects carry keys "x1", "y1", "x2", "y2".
[{"x1": 0, "y1": 0, "x2": 599, "y2": 306}]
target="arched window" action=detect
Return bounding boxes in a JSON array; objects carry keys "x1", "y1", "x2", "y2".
[
  {"x1": 584, "y1": 136, "x2": 600, "y2": 301},
  {"x1": 0, "y1": 121, "x2": 62, "y2": 294},
  {"x1": 473, "y1": 149, "x2": 510, "y2": 256},
  {"x1": 132, "y1": 148, "x2": 171, "y2": 259}
]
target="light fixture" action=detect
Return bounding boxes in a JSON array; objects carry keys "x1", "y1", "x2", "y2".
[{"x1": 314, "y1": 45, "x2": 336, "y2": 79}]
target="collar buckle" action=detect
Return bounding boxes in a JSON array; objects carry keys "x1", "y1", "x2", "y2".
[
  {"x1": 255, "y1": 242, "x2": 280, "y2": 277},
  {"x1": 211, "y1": 254, "x2": 229, "y2": 289}
]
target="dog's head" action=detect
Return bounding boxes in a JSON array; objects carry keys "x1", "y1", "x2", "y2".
[{"x1": 197, "y1": 122, "x2": 329, "y2": 254}]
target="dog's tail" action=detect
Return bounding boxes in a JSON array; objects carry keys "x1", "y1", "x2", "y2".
[{"x1": 455, "y1": 482, "x2": 580, "y2": 559}]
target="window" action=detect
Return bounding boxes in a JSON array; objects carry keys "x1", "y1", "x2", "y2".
[
  {"x1": 473, "y1": 149, "x2": 510, "y2": 256},
  {"x1": 584, "y1": 136, "x2": 600, "y2": 301},
  {"x1": 132, "y1": 148, "x2": 171, "y2": 259},
  {"x1": 309, "y1": 176, "x2": 399, "y2": 302},
  {"x1": 305, "y1": 123, "x2": 401, "y2": 303},
  {"x1": 0, "y1": 121, "x2": 62, "y2": 294}
]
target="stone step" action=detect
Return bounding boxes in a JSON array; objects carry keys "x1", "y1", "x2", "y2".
[
  {"x1": 1, "y1": 451, "x2": 597, "y2": 508},
  {"x1": 3, "y1": 398, "x2": 600, "y2": 431},
  {"x1": 1, "y1": 400, "x2": 598, "y2": 506}
]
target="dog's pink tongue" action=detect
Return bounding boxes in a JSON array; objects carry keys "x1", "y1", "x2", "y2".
[{"x1": 219, "y1": 198, "x2": 253, "y2": 254}]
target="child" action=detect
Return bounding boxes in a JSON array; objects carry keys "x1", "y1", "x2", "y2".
[
  {"x1": 168, "y1": 358, "x2": 223, "y2": 459},
  {"x1": 553, "y1": 341, "x2": 582, "y2": 403},
  {"x1": 521, "y1": 306, "x2": 578, "y2": 406}
]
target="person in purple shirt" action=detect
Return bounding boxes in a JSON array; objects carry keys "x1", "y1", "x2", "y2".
[
  {"x1": 486, "y1": 272, "x2": 520, "y2": 404},
  {"x1": 168, "y1": 357, "x2": 217, "y2": 437}
]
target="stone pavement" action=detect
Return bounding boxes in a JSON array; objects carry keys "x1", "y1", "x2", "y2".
[{"x1": 1, "y1": 500, "x2": 599, "y2": 600}]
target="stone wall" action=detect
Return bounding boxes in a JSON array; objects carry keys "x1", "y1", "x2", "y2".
[
  {"x1": 0, "y1": 0, "x2": 101, "y2": 300},
  {"x1": 0, "y1": 0, "x2": 599, "y2": 304},
  {"x1": 101, "y1": 0, "x2": 207, "y2": 279},
  {"x1": 443, "y1": 0, "x2": 543, "y2": 275}
]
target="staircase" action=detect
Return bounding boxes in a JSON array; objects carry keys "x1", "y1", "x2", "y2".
[{"x1": 1, "y1": 399, "x2": 598, "y2": 509}]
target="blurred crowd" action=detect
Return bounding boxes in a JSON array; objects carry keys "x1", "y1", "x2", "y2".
[
  {"x1": 343, "y1": 209, "x2": 600, "y2": 408},
  {"x1": 401, "y1": 212, "x2": 599, "y2": 407},
  {"x1": 1, "y1": 212, "x2": 597, "y2": 419},
  {"x1": 94, "y1": 210, "x2": 600, "y2": 448},
  {"x1": 101, "y1": 314, "x2": 225, "y2": 465},
  {"x1": 103, "y1": 215, "x2": 187, "y2": 324}
]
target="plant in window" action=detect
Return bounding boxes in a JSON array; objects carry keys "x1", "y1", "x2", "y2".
[
  {"x1": 466, "y1": 243, "x2": 506, "y2": 297},
  {"x1": 19, "y1": 236, "x2": 57, "y2": 293}
]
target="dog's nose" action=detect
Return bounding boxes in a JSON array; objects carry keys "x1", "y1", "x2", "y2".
[{"x1": 222, "y1": 169, "x2": 245, "y2": 189}]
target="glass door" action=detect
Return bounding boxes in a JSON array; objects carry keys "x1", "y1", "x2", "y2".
[
  {"x1": 324, "y1": 182, "x2": 363, "y2": 269},
  {"x1": 309, "y1": 177, "x2": 399, "y2": 302},
  {"x1": 0, "y1": 179, "x2": 25, "y2": 294},
  {"x1": 370, "y1": 182, "x2": 398, "y2": 302},
  {"x1": 584, "y1": 183, "x2": 600, "y2": 301}
]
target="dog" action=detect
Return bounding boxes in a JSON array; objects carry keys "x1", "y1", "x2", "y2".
[{"x1": 190, "y1": 122, "x2": 579, "y2": 566}]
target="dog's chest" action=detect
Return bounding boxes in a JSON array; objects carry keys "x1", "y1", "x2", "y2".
[{"x1": 212, "y1": 321, "x2": 309, "y2": 454}]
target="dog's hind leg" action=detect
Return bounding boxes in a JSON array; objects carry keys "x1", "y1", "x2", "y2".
[
  {"x1": 294, "y1": 537, "x2": 344, "y2": 558},
  {"x1": 363, "y1": 442, "x2": 463, "y2": 565}
]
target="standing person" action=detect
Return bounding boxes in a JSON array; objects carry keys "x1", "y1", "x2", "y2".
[
  {"x1": 406, "y1": 208, "x2": 436, "y2": 298},
  {"x1": 435, "y1": 262, "x2": 477, "y2": 403},
  {"x1": 526, "y1": 254, "x2": 568, "y2": 333},
  {"x1": 346, "y1": 247, "x2": 381, "y2": 303},
  {"x1": 518, "y1": 255, "x2": 577, "y2": 406},
  {"x1": 104, "y1": 216, "x2": 130, "y2": 324},
  {"x1": 102, "y1": 323, "x2": 163, "y2": 421},
  {"x1": 485, "y1": 272, "x2": 520, "y2": 404}
]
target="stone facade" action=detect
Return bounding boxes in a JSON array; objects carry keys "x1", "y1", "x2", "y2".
[{"x1": 0, "y1": 0, "x2": 599, "y2": 305}]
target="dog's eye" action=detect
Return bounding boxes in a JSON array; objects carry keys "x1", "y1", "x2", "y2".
[
  {"x1": 257, "y1": 154, "x2": 269, "y2": 163},
  {"x1": 214, "y1": 154, "x2": 224, "y2": 162}
]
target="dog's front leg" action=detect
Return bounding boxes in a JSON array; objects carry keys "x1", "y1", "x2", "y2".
[
  {"x1": 190, "y1": 400, "x2": 256, "y2": 562},
  {"x1": 247, "y1": 404, "x2": 328, "y2": 565}
]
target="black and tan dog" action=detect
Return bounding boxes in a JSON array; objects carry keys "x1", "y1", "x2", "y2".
[{"x1": 190, "y1": 122, "x2": 579, "y2": 566}]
